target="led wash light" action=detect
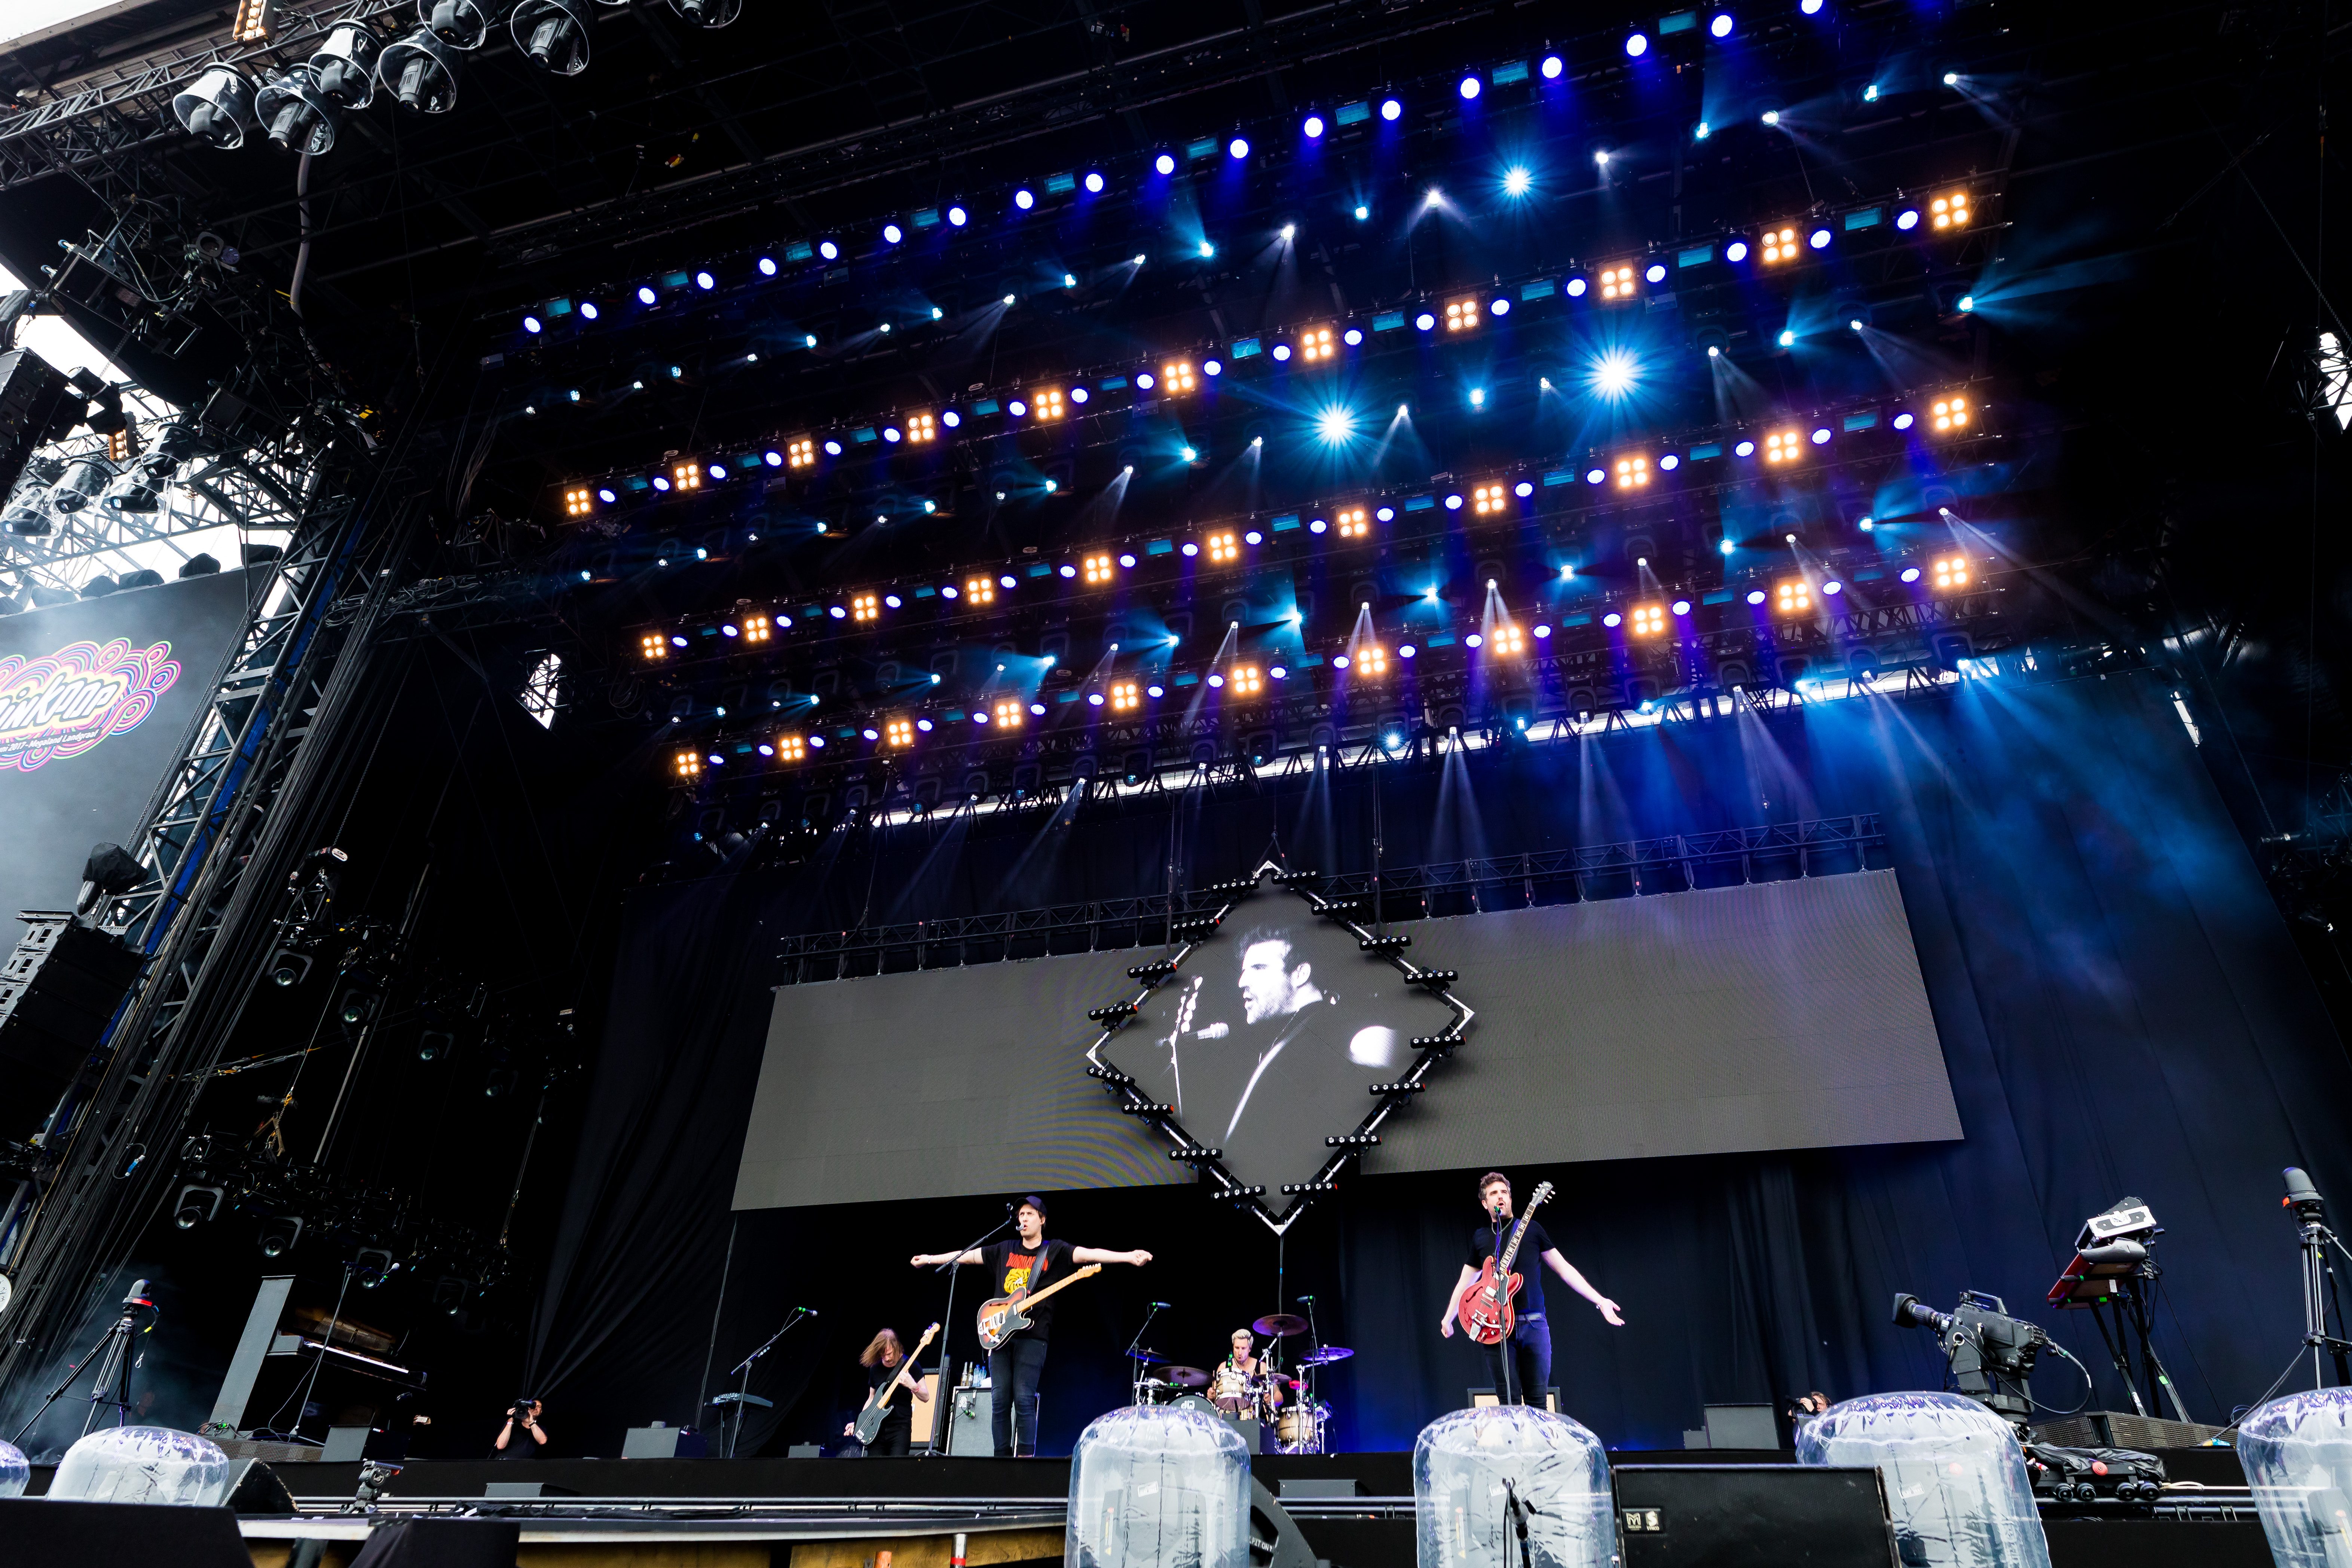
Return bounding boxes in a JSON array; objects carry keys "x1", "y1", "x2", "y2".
[
  {"x1": 1929, "y1": 394, "x2": 1972, "y2": 433},
  {"x1": 1161, "y1": 360, "x2": 1198, "y2": 394},
  {"x1": 672, "y1": 463, "x2": 702, "y2": 490},
  {"x1": 1111, "y1": 681, "x2": 1140, "y2": 711},
  {"x1": 904, "y1": 413, "x2": 936, "y2": 443},
  {"x1": 1084, "y1": 553, "x2": 1116, "y2": 584},
  {"x1": 1231, "y1": 665, "x2": 1264, "y2": 696},
  {"x1": 1336, "y1": 506, "x2": 1370, "y2": 537},
  {"x1": 1763, "y1": 430, "x2": 1802, "y2": 464},
  {"x1": 776, "y1": 734, "x2": 806, "y2": 762},
  {"x1": 964, "y1": 576, "x2": 997, "y2": 604},
  {"x1": 1208, "y1": 531, "x2": 1239, "y2": 563},
  {"x1": 640, "y1": 633, "x2": 668, "y2": 660},
  {"x1": 742, "y1": 614, "x2": 771, "y2": 642},
  {"x1": 1599, "y1": 265, "x2": 1637, "y2": 302},
  {"x1": 1299, "y1": 327, "x2": 1336, "y2": 363},
  {"x1": 1931, "y1": 556, "x2": 1971, "y2": 592},
  {"x1": 1629, "y1": 605, "x2": 1665, "y2": 638},
  {"x1": 1444, "y1": 295, "x2": 1482, "y2": 331},
  {"x1": 1354, "y1": 644, "x2": 1388, "y2": 677},
  {"x1": 1775, "y1": 579, "x2": 1813, "y2": 615},
  {"x1": 1614, "y1": 456, "x2": 1650, "y2": 489},
  {"x1": 853, "y1": 593, "x2": 879, "y2": 622},
  {"x1": 563, "y1": 486, "x2": 593, "y2": 516},
  {"x1": 787, "y1": 437, "x2": 814, "y2": 468},
  {"x1": 1472, "y1": 483, "x2": 1508, "y2": 516},
  {"x1": 1489, "y1": 623, "x2": 1525, "y2": 655},
  {"x1": 885, "y1": 718, "x2": 914, "y2": 747},
  {"x1": 1760, "y1": 226, "x2": 1799, "y2": 265},
  {"x1": 1931, "y1": 190, "x2": 1971, "y2": 230}
]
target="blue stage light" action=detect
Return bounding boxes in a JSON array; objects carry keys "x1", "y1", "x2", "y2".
[
  {"x1": 883, "y1": 223, "x2": 902, "y2": 244},
  {"x1": 947, "y1": 205, "x2": 968, "y2": 226},
  {"x1": 1694, "y1": 121, "x2": 1710, "y2": 140},
  {"x1": 1645, "y1": 262, "x2": 1667, "y2": 283},
  {"x1": 523, "y1": 314, "x2": 542, "y2": 333},
  {"x1": 1542, "y1": 54, "x2": 1563, "y2": 77},
  {"x1": 1761, "y1": 109, "x2": 1779, "y2": 126},
  {"x1": 1459, "y1": 75, "x2": 1480, "y2": 100},
  {"x1": 883, "y1": 427, "x2": 902, "y2": 443},
  {"x1": 1156, "y1": 153, "x2": 1176, "y2": 174},
  {"x1": 1896, "y1": 207, "x2": 1920, "y2": 230},
  {"x1": 1802, "y1": 0, "x2": 1822, "y2": 11},
  {"x1": 1181, "y1": 446, "x2": 1198, "y2": 461},
  {"x1": 763, "y1": 451, "x2": 782, "y2": 467},
  {"x1": 1415, "y1": 311, "x2": 1436, "y2": 330},
  {"x1": 637, "y1": 285, "x2": 657, "y2": 304},
  {"x1": 1380, "y1": 98, "x2": 1402, "y2": 120},
  {"x1": 1071, "y1": 386, "x2": 1090, "y2": 403},
  {"x1": 1812, "y1": 427, "x2": 1832, "y2": 444},
  {"x1": 652, "y1": 475, "x2": 670, "y2": 491},
  {"x1": 1469, "y1": 389, "x2": 1486, "y2": 407},
  {"x1": 1747, "y1": 589, "x2": 1767, "y2": 604},
  {"x1": 1354, "y1": 204, "x2": 1369, "y2": 220},
  {"x1": 1343, "y1": 327, "x2": 1363, "y2": 345},
  {"x1": 1203, "y1": 359, "x2": 1222, "y2": 376},
  {"x1": 1711, "y1": 12, "x2": 1733, "y2": 36},
  {"x1": 1901, "y1": 566, "x2": 1922, "y2": 583},
  {"x1": 1719, "y1": 538, "x2": 1735, "y2": 555},
  {"x1": 1892, "y1": 412, "x2": 1915, "y2": 430},
  {"x1": 1660, "y1": 454, "x2": 1679, "y2": 471},
  {"x1": 1565, "y1": 276, "x2": 1587, "y2": 297},
  {"x1": 697, "y1": 270, "x2": 718, "y2": 290},
  {"x1": 1491, "y1": 297, "x2": 1511, "y2": 316},
  {"x1": 1725, "y1": 238, "x2": 1749, "y2": 263},
  {"x1": 1015, "y1": 188, "x2": 1035, "y2": 209},
  {"x1": 1734, "y1": 439, "x2": 1756, "y2": 457},
  {"x1": 579, "y1": 301, "x2": 599, "y2": 321},
  {"x1": 1958, "y1": 294, "x2": 1976, "y2": 312},
  {"x1": 1273, "y1": 344, "x2": 1291, "y2": 362},
  {"x1": 818, "y1": 241, "x2": 839, "y2": 260},
  {"x1": 1229, "y1": 137, "x2": 1249, "y2": 159},
  {"x1": 1304, "y1": 113, "x2": 1325, "y2": 138},
  {"x1": 1198, "y1": 239, "x2": 1216, "y2": 257},
  {"x1": 708, "y1": 463, "x2": 727, "y2": 480},
  {"x1": 1590, "y1": 349, "x2": 1639, "y2": 399},
  {"x1": 597, "y1": 487, "x2": 617, "y2": 503},
  {"x1": 1399, "y1": 644, "x2": 1417, "y2": 658},
  {"x1": 1943, "y1": 70, "x2": 1958, "y2": 85},
  {"x1": 1515, "y1": 481, "x2": 1533, "y2": 497},
  {"x1": 1865, "y1": 83, "x2": 1880, "y2": 101},
  {"x1": 1778, "y1": 328, "x2": 1796, "y2": 347},
  {"x1": 825, "y1": 439, "x2": 843, "y2": 455},
  {"x1": 1850, "y1": 318, "x2": 1865, "y2": 332},
  {"x1": 1504, "y1": 166, "x2": 1531, "y2": 196},
  {"x1": 1603, "y1": 611, "x2": 1623, "y2": 627},
  {"x1": 1376, "y1": 506, "x2": 1395, "y2": 522},
  {"x1": 1625, "y1": 31, "x2": 1648, "y2": 56},
  {"x1": 804, "y1": 333, "x2": 817, "y2": 347},
  {"x1": 1809, "y1": 227, "x2": 1832, "y2": 249},
  {"x1": 1085, "y1": 171, "x2": 1105, "y2": 192}
]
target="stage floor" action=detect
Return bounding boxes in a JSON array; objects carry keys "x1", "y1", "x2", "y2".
[{"x1": 194, "y1": 1447, "x2": 2272, "y2": 1568}]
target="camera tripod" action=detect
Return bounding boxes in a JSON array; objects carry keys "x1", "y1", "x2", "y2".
[{"x1": 11, "y1": 1280, "x2": 154, "y2": 1446}]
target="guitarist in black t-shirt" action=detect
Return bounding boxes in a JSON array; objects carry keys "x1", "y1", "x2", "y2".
[
  {"x1": 912, "y1": 1194, "x2": 1152, "y2": 1455},
  {"x1": 1440, "y1": 1171, "x2": 1624, "y2": 1406}
]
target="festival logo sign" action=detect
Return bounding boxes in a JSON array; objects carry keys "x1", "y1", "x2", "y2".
[{"x1": 0, "y1": 638, "x2": 182, "y2": 773}]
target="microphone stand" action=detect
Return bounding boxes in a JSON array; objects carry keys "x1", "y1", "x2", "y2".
[
  {"x1": 922, "y1": 1209, "x2": 1017, "y2": 1457},
  {"x1": 1125, "y1": 1302, "x2": 1166, "y2": 1404},
  {"x1": 1490, "y1": 1210, "x2": 1518, "y2": 1409},
  {"x1": 721, "y1": 1306, "x2": 812, "y2": 1459}
]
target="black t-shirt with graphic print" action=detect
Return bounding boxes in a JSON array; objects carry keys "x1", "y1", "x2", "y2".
[{"x1": 984, "y1": 1238, "x2": 1076, "y2": 1342}]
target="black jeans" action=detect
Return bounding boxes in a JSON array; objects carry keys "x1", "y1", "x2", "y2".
[
  {"x1": 864, "y1": 1415, "x2": 910, "y2": 1457},
  {"x1": 1480, "y1": 1314, "x2": 1553, "y2": 1406},
  {"x1": 988, "y1": 1336, "x2": 1048, "y2": 1456}
]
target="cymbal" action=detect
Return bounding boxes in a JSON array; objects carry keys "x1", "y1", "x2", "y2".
[
  {"x1": 1253, "y1": 1313, "x2": 1310, "y2": 1338},
  {"x1": 1131, "y1": 1349, "x2": 1171, "y2": 1364},
  {"x1": 1299, "y1": 1346, "x2": 1354, "y2": 1366},
  {"x1": 1159, "y1": 1365, "x2": 1211, "y2": 1388}
]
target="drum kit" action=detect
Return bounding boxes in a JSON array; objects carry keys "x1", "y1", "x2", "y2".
[{"x1": 1127, "y1": 1311, "x2": 1351, "y2": 1454}]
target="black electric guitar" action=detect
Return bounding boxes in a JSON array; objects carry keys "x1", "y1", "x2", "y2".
[
  {"x1": 852, "y1": 1322, "x2": 939, "y2": 1445},
  {"x1": 1458, "y1": 1180, "x2": 1556, "y2": 1346}
]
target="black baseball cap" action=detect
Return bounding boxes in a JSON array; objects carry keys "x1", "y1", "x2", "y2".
[{"x1": 1016, "y1": 1194, "x2": 1048, "y2": 1219}]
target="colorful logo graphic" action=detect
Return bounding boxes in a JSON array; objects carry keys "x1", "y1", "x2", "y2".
[{"x1": 0, "y1": 639, "x2": 181, "y2": 773}]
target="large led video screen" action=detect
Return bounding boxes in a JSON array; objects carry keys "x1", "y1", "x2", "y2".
[
  {"x1": 0, "y1": 571, "x2": 252, "y2": 930},
  {"x1": 732, "y1": 870, "x2": 1959, "y2": 1211}
]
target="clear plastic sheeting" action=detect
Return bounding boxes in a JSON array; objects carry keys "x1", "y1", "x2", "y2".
[
  {"x1": 1066, "y1": 1404, "x2": 1250, "y2": 1568},
  {"x1": 0, "y1": 1438, "x2": 26, "y2": 1497},
  {"x1": 1412, "y1": 1404, "x2": 1614, "y2": 1568},
  {"x1": 2239, "y1": 1385, "x2": 2352, "y2": 1568},
  {"x1": 46, "y1": 1425, "x2": 232, "y2": 1506},
  {"x1": 1796, "y1": 1392, "x2": 2049, "y2": 1568}
]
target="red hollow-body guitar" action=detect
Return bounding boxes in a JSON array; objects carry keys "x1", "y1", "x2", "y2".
[{"x1": 1457, "y1": 1180, "x2": 1556, "y2": 1346}]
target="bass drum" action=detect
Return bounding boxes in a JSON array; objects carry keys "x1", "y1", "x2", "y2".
[{"x1": 1171, "y1": 1394, "x2": 1217, "y2": 1419}]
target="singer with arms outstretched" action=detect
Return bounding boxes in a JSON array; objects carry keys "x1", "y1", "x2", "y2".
[{"x1": 911, "y1": 1194, "x2": 1151, "y2": 1456}]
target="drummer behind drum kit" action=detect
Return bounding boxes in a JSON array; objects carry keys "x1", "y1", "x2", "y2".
[{"x1": 1127, "y1": 1311, "x2": 1351, "y2": 1454}]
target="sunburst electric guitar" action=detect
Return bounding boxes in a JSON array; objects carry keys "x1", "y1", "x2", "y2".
[
  {"x1": 977, "y1": 1263, "x2": 1101, "y2": 1351},
  {"x1": 852, "y1": 1322, "x2": 939, "y2": 1445},
  {"x1": 1457, "y1": 1180, "x2": 1556, "y2": 1346}
]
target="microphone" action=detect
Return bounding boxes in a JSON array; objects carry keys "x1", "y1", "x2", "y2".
[
  {"x1": 1148, "y1": 1301, "x2": 1172, "y2": 1309},
  {"x1": 1296, "y1": 1295, "x2": 1316, "y2": 1303},
  {"x1": 799, "y1": 1306, "x2": 820, "y2": 1316}
]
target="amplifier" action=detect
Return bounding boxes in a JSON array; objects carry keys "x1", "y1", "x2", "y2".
[
  {"x1": 945, "y1": 1386, "x2": 993, "y2": 1456},
  {"x1": 1613, "y1": 1465, "x2": 1895, "y2": 1568}
]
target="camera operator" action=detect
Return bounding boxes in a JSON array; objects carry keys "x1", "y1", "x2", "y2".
[
  {"x1": 1784, "y1": 1390, "x2": 1830, "y2": 1439},
  {"x1": 493, "y1": 1398, "x2": 548, "y2": 1459}
]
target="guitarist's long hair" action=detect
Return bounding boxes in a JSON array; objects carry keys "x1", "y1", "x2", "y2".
[{"x1": 859, "y1": 1329, "x2": 905, "y2": 1368}]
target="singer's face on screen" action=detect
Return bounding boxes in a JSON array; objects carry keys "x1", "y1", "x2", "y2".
[
  {"x1": 1482, "y1": 1180, "x2": 1513, "y2": 1218},
  {"x1": 1239, "y1": 939, "x2": 1310, "y2": 1024}
]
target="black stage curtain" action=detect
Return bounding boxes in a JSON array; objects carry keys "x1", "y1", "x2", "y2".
[{"x1": 527, "y1": 672, "x2": 2352, "y2": 1457}]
